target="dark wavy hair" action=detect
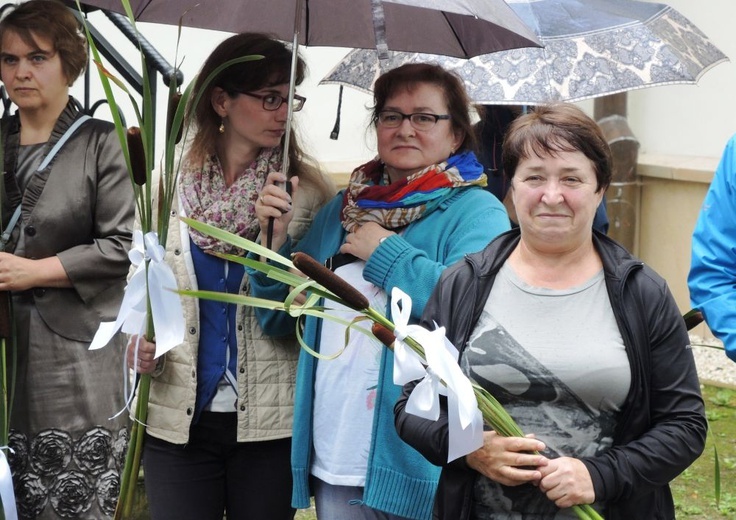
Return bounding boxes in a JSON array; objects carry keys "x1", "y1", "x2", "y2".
[
  {"x1": 187, "y1": 32, "x2": 305, "y2": 169},
  {"x1": 371, "y1": 63, "x2": 477, "y2": 153},
  {"x1": 0, "y1": 0, "x2": 87, "y2": 86},
  {"x1": 502, "y1": 104, "x2": 612, "y2": 192},
  {"x1": 186, "y1": 32, "x2": 333, "y2": 200}
]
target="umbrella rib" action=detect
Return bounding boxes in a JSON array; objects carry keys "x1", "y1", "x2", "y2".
[
  {"x1": 304, "y1": 0, "x2": 310, "y2": 44},
  {"x1": 442, "y1": 12, "x2": 468, "y2": 58},
  {"x1": 138, "y1": 0, "x2": 154, "y2": 17}
]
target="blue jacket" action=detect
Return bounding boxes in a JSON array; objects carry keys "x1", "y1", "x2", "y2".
[
  {"x1": 689, "y1": 135, "x2": 736, "y2": 360},
  {"x1": 248, "y1": 185, "x2": 510, "y2": 519}
]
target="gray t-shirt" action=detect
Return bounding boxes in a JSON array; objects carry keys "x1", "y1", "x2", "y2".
[{"x1": 462, "y1": 263, "x2": 630, "y2": 519}]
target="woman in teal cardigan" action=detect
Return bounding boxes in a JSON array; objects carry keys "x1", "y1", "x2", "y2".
[{"x1": 249, "y1": 63, "x2": 510, "y2": 520}]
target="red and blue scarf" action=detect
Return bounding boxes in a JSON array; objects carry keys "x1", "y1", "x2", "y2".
[{"x1": 341, "y1": 151, "x2": 487, "y2": 231}]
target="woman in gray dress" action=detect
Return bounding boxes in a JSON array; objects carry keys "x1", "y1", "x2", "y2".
[{"x1": 0, "y1": 1, "x2": 134, "y2": 518}]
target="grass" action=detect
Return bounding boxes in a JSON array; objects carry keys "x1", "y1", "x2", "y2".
[
  {"x1": 294, "y1": 504, "x2": 316, "y2": 520},
  {"x1": 672, "y1": 384, "x2": 736, "y2": 518},
  {"x1": 293, "y1": 384, "x2": 736, "y2": 520}
]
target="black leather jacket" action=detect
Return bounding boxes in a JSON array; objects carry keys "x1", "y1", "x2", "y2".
[{"x1": 395, "y1": 229, "x2": 707, "y2": 520}]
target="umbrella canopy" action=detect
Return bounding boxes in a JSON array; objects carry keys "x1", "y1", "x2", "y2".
[
  {"x1": 74, "y1": 0, "x2": 541, "y2": 59},
  {"x1": 321, "y1": 0, "x2": 729, "y2": 104}
]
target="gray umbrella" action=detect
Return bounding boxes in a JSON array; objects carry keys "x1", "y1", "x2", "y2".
[
  {"x1": 321, "y1": 0, "x2": 729, "y2": 104},
  {"x1": 75, "y1": 0, "x2": 541, "y2": 59}
]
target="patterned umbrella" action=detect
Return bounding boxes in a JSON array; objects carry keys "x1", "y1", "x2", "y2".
[{"x1": 321, "y1": 0, "x2": 729, "y2": 104}]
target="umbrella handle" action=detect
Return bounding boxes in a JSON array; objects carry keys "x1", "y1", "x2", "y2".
[
  {"x1": 272, "y1": 1, "x2": 303, "y2": 249},
  {"x1": 282, "y1": 0, "x2": 304, "y2": 176},
  {"x1": 266, "y1": 218, "x2": 275, "y2": 250},
  {"x1": 266, "y1": 180, "x2": 292, "y2": 250}
]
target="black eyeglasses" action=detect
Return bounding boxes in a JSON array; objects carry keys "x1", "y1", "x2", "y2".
[
  {"x1": 376, "y1": 110, "x2": 451, "y2": 130},
  {"x1": 237, "y1": 91, "x2": 306, "y2": 112}
]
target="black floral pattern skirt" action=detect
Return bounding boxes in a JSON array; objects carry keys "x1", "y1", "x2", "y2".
[{"x1": 8, "y1": 299, "x2": 128, "y2": 519}]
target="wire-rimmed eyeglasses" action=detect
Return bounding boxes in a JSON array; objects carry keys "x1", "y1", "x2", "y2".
[
  {"x1": 376, "y1": 110, "x2": 451, "y2": 130},
  {"x1": 237, "y1": 91, "x2": 307, "y2": 112}
]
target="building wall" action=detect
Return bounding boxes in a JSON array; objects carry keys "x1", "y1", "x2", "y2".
[{"x1": 636, "y1": 155, "x2": 719, "y2": 340}]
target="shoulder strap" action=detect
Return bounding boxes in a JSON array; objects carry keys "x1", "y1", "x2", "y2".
[
  {"x1": 0, "y1": 115, "x2": 91, "y2": 249},
  {"x1": 36, "y1": 115, "x2": 91, "y2": 172},
  {"x1": 0, "y1": 207, "x2": 21, "y2": 248}
]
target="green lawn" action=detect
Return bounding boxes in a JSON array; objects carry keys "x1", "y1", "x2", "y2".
[
  {"x1": 672, "y1": 384, "x2": 736, "y2": 518},
  {"x1": 294, "y1": 384, "x2": 736, "y2": 520},
  {"x1": 294, "y1": 504, "x2": 316, "y2": 520}
]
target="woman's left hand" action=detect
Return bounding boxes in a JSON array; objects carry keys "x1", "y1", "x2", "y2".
[
  {"x1": 0, "y1": 252, "x2": 72, "y2": 291},
  {"x1": 340, "y1": 222, "x2": 394, "y2": 261},
  {"x1": 537, "y1": 457, "x2": 595, "y2": 508},
  {"x1": 126, "y1": 335, "x2": 158, "y2": 374}
]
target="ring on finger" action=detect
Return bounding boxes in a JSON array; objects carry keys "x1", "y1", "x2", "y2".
[{"x1": 259, "y1": 195, "x2": 265, "y2": 204}]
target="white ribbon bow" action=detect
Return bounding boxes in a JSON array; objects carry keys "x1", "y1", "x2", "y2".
[
  {"x1": 0, "y1": 449, "x2": 17, "y2": 520},
  {"x1": 90, "y1": 230, "x2": 185, "y2": 358},
  {"x1": 390, "y1": 288, "x2": 483, "y2": 462}
]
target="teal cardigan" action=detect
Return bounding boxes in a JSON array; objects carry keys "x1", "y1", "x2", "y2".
[{"x1": 248, "y1": 185, "x2": 510, "y2": 519}]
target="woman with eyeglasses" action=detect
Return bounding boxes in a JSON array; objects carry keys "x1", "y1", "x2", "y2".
[
  {"x1": 126, "y1": 32, "x2": 334, "y2": 520},
  {"x1": 250, "y1": 63, "x2": 511, "y2": 520}
]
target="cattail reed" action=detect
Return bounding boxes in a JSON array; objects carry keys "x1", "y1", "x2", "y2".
[
  {"x1": 291, "y1": 252, "x2": 369, "y2": 311},
  {"x1": 127, "y1": 127, "x2": 147, "y2": 186},
  {"x1": 372, "y1": 322, "x2": 396, "y2": 350},
  {"x1": 166, "y1": 91, "x2": 183, "y2": 145}
]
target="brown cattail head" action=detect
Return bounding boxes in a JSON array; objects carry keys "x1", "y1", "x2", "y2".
[
  {"x1": 127, "y1": 127, "x2": 147, "y2": 186},
  {"x1": 371, "y1": 323, "x2": 396, "y2": 350},
  {"x1": 291, "y1": 252, "x2": 369, "y2": 311},
  {"x1": 166, "y1": 91, "x2": 183, "y2": 145},
  {"x1": 683, "y1": 309, "x2": 704, "y2": 331}
]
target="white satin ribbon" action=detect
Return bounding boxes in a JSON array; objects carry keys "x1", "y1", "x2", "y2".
[
  {"x1": 391, "y1": 287, "x2": 483, "y2": 462},
  {"x1": 0, "y1": 449, "x2": 17, "y2": 520},
  {"x1": 90, "y1": 230, "x2": 185, "y2": 359}
]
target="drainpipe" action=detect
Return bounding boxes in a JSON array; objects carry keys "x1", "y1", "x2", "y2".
[{"x1": 594, "y1": 93, "x2": 641, "y2": 255}]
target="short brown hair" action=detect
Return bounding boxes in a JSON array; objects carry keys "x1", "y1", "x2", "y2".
[
  {"x1": 372, "y1": 63, "x2": 477, "y2": 153},
  {"x1": 0, "y1": 0, "x2": 87, "y2": 86},
  {"x1": 502, "y1": 104, "x2": 612, "y2": 192}
]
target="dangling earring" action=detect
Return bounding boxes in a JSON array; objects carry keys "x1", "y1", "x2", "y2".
[{"x1": 219, "y1": 119, "x2": 225, "y2": 134}]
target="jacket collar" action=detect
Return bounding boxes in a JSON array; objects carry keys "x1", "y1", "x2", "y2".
[
  {"x1": 2, "y1": 97, "x2": 86, "y2": 221},
  {"x1": 466, "y1": 227, "x2": 641, "y2": 281}
]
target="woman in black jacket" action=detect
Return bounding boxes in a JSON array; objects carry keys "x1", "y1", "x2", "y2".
[{"x1": 395, "y1": 104, "x2": 706, "y2": 520}]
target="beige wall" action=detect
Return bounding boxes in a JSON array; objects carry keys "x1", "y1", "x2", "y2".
[{"x1": 632, "y1": 155, "x2": 719, "y2": 340}]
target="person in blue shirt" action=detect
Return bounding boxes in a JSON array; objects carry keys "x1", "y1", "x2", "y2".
[
  {"x1": 688, "y1": 134, "x2": 736, "y2": 361},
  {"x1": 250, "y1": 63, "x2": 511, "y2": 520}
]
